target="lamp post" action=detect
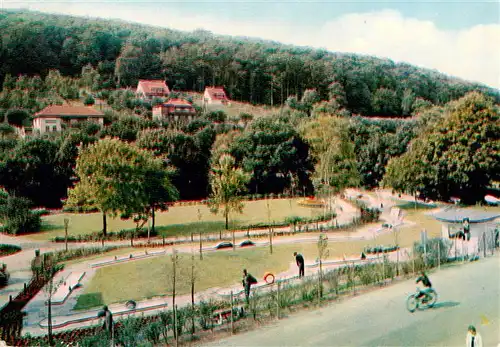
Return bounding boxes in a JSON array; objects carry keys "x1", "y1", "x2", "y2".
[{"x1": 63, "y1": 218, "x2": 70, "y2": 252}]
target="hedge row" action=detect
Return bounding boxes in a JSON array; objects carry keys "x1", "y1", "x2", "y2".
[
  {"x1": 52, "y1": 212, "x2": 337, "y2": 243},
  {"x1": 45, "y1": 247, "x2": 121, "y2": 263},
  {"x1": 364, "y1": 245, "x2": 400, "y2": 254}
]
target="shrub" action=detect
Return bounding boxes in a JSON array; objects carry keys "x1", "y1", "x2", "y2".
[
  {"x1": 142, "y1": 321, "x2": 162, "y2": 344},
  {"x1": 45, "y1": 247, "x2": 119, "y2": 263},
  {"x1": 0, "y1": 195, "x2": 41, "y2": 235},
  {"x1": 6, "y1": 109, "x2": 30, "y2": 127},
  {"x1": 0, "y1": 244, "x2": 22, "y2": 256},
  {"x1": 414, "y1": 237, "x2": 452, "y2": 266},
  {"x1": 83, "y1": 94, "x2": 95, "y2": 106}
]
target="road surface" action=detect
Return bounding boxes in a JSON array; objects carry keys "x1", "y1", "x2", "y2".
[{"x1": 205, "y1": 254, "x2": 500, "y2": 347}]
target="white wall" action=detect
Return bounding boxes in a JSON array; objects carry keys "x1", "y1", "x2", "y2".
[{"x1": 33, "y1": 117, "x2": 61, "y2": 133}]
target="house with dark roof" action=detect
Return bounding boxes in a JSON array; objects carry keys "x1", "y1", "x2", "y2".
[
  {"x1": 32, "y1": 105, "x2": 104, "y2": 134},
  {"x1": 203, "y1": 87, "x2": 230, "y2": 105},
  {"x1": 152, "y1": 99, "x2": 197, "y2": 127},
  {"x1": 136, "y1": 80, "x2": 170, "y2": 99}
]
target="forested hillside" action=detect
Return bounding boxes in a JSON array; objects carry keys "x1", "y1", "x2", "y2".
[{"x1": 0, "y1": 9, "x2": 498, "y2": 117}]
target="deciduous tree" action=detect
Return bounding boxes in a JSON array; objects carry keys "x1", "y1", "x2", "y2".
[{"x1": 208, "y1": 154, "x2": 250, "y2": 230}]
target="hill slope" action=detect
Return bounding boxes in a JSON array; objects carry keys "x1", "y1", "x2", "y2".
[{"x1": 0, "y1": 9, "x2": 498, "y2": 117}]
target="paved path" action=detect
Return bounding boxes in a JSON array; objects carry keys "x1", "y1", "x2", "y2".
[{"x1": 205, "y1": 253, "x2": 500, "y2": 347}]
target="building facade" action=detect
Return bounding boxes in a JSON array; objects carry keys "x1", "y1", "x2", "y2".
[
  {"x1": 136, "y1": 80, "x2": 170, "y2": 99},
  {"x1": 152, "y1": 99, "x2": 197, "y2": 127},
  {"x1": 32, "y1": 105, "x2": 104, "y2": 134},
  {"x1": 203, "y1": 87, "x2": 230, "y2": 105}
]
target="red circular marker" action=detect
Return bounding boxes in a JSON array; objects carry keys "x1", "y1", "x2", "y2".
[{"x1": 264, "y1": 272, "x2": 275, "y2": 284}]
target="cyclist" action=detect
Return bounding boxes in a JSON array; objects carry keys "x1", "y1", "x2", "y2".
[{"x1": 416, "y1": 271, "x2": 433, "y2": 302}]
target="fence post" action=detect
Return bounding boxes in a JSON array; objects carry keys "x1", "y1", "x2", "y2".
[
  {"x1": 230, "y1": 291, "x2": 234, "y2": 335},
  {"x1": 277, "y1": 282, "x2": 281, "y2": 320},
  {"x1": 437, "y1": 241, "x2": 441, "y2": 270},
  {"x1": 382, "y1": 255, "x2": 385, "y2": 285},
  {"x1": 412, "y1": 251, "x2": 415, "y2": 275},
  {"x1": 483, "y1": 232, "x2": 487, "y2": 258},
  {"x1": 199, "y1": 232, "x2": 203, "y2": 260},
  {"x1": 174, "y1": 304, "x2": 178, "y2": 347},
  {"x1": 352, "y1": 262, "x2": 356, "y2": 295}
]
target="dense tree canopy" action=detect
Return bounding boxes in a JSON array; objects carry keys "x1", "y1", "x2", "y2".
[
  {"x1": 382, "y1": 92, "x2": 500, "y2": 203},
  {"x1": 300, "y1": 116, "x2": 360, "y2": 195},
  {"x1": 225, "y1": 115, "x2": 314, "y2": 195},
  {"x1": 66, "y1": 137, "x2": 177, "y2": 234}
]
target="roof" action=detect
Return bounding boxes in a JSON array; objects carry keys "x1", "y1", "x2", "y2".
[
  {"x1": 34, "y1": 105, "x2": 104, "y2": 118},
  {"x1": 162, "y1": 98, "x2": 193, "y2": 106},
  {"x1": 137, "y1": 80, "x2": 170, "y2": 94},
  {"x1": 432, "y1": 208, "x2": 500, "y2": 223},
  {"x1": 205, "y1": 87, "x2": 228, "y2": 100}
]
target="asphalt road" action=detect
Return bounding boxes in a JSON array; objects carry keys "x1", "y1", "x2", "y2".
[{"x1": 204, "y1": 254, "x2": 500, "y2": 347}]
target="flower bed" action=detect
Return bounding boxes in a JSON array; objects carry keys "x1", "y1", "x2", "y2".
[
  {"x1": 297, "y1": 197, "x2": 326, "y2": 208},
  {"x1": 364, "y1": 245, "x2": 400, "y2": 254},
  {"x1": 0, "y1": 244, "x2": 21, "y2": 257}
]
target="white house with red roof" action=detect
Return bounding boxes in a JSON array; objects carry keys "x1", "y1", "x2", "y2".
[
  {"x1": 136, "y1": 80, "x2": 170, "y2": 99},
  {"x1": 152, "y1": 98, "x2": 197, "y2": 126},
  {"x1": 203, "y1": 87, "x2": 230, "y2": 105},
  {"x1": 32, "y1": 105, "x2": 104, "y2": 134}
]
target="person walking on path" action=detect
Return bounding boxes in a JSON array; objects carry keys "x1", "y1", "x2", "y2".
[
  {"x1": 466, "y1": 325, "x2": 483, "y2": 347},
  {"x1": 242, "y1": 269, "x2": 257, "y2": 303},
  {"x1": 99, "y1": 305, "x2": 114, "y2": 339},
  {"x1": 294, "y1": 252, "x2": 305, "y2": 277}
]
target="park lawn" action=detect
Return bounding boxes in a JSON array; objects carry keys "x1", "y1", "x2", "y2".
[
  {"x1": 75, "y1": 241, "x2": 366, "y2": 310},
  {"x1": 31, "y1": 198, "x2": 322, "y2": 241}
]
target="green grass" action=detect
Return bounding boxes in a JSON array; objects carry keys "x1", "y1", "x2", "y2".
[
  {"x1": 395, "y1": 201, "x2": 438, "y2": 210},
  {"x1": 31, "y1": 198, "x2": 322, "y2": 241}
]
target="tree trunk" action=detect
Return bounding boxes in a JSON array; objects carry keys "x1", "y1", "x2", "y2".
[
  {"x1": 225, "y1": 212, "x2": 229, "y2": 230},
  {"x1": 191, "y1": 266, "x2": 195, "y2": 335},
  {"x1": 102, "y1": 212, "x2": 107, "y2": 236},
  {"x1": 151, "y1": 206, "x2": 156, "y2": 234}
]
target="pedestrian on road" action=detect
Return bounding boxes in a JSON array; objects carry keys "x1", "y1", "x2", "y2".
[
  {"x1": 466, "y1": 325, "x2": 483, "y2": 347},
  {"x1": 242, "y1": 269, "x2": 257, "y2": 303},
  {"x1": 294, "y1": 252, "x2": 305, "y2": 277}
]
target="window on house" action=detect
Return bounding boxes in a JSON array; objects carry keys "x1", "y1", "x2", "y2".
[
  {"x1": 52, "y1": 125, "x2": 57, "y2": 132},
  {"x1": 45, "y1": 126, "x2": 50, "y2": 132}
]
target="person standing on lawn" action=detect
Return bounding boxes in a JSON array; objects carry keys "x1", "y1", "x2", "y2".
[
  {"x1": 294, "y1": 252, "x2": 305, "y2": 277},
  {"x1": 242, "y1": 269, "x2": 257, "y2": 303}
]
